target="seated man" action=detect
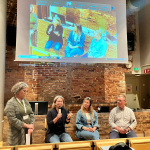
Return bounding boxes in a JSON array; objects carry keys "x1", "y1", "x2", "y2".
[{"x1": 109, "y1": 95, "x2": 137, "y2": 139}]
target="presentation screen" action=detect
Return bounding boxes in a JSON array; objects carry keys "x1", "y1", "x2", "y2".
[{"x1": 16, "y1": 0, "x2": 128, "y2": 63}]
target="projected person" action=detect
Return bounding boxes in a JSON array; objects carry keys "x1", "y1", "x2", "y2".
[
  {"x1": 45, "y1": 96, "x2": 73, "y2": 143},
  {"x1": 109, "y1": 95, "x2": 137, "y2": 139},
  {"x1": 45, "y1": 16, "x2": 63, "y2": 56},
  {"x1": 106, "y1": 24, "x2": 117, "y2": 42},
  {"x1": 88, "y1": 30, "x2": 107, "y2": 58},
  {"x1": 65, "y1": 24, "x2": 85, "y2": 57},
  {"x1": 4, "y1": 82, "x2": 35, "y2": 146},
  {"x1": 30, "y1": 5, "x2": 38, "y2": 47},
  {"x1": 67, "y1": 2, "x2": 72, "y2": 8},
  {"x1": 76, "y1": 97, "x2": 100, "y2": 140}
]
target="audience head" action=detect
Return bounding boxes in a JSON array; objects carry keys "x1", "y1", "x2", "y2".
[
  {"x1": 52, "y1": 95, "x2": 65, "y2": 108},
  {"x1": 117, "y1": 94, "x2": 126, "y2": 109},
  {"x1": 74, "y1": 23, "x2": 82, "y2": 36},
  {"x1": 11, "y1": 82, "x2": 29, "y2": 100},
  {"x1": 52, "y1": 16, "x2": 61, "y2": 26}
]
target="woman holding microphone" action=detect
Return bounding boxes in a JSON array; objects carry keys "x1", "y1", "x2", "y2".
[
  {"x1": 45, "y1": 96, "x2": 73, "y2": 143},
  {"x1": 45, "y1": 16, "x2": 63, "y2": 56}
]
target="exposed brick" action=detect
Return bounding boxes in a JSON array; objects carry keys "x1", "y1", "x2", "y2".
[{"x1": 4, "y1": 1, "x2": 136, "y2": 108}]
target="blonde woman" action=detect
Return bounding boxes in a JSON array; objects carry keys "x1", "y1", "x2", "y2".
[
  {"x1": 76, "y1": 97, "x2": 100, "y2": 140},
  {"x1": 45, "y1": 96, "x2": 73, "y2": 143},
  {"x1": 45, "y1": 16, "x2": 63, "y2": 56},
  {"x1": 65, "y1": 23, "x2": 85, "y2": 57}
]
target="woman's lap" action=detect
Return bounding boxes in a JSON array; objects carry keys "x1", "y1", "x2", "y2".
[
  {"x1": 77, "y1": 130, "x2": 100, "y2": 140},
  {"x1": 49, "y1": 133, "x2": 73, "y2": 143},
  {"x1": 45, "y1": 41, "x2": 61, "y2": 51}
]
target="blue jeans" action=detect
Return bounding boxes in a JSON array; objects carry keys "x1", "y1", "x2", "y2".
[
  {"x1": 76, "y1": 130, "x2": 100, "y2": 140},
  {"x1": 65, "y1": 45, "x2": 84, "y2": 57},
  {"x1": 45, "y1": 41, "x2": 61, "y2": 51},
  {"x1": 49, "y1": 133, "x2": 73, "y2": 143}
]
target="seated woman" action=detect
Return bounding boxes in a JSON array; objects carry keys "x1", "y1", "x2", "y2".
[
  {"x1": 88, "y1": 30, "x2": 107, "y2": 58},
  {"x1": 45, "y1": 16, "x2": 63, "y2": 56},
  {"x1": 45, "y1": 96, "x2": 73, "y2": 143},
  {"x1": 65, "y1": 23, "x2": 85, "y2": 57},
  {"x1": 76, "y1": 97, "x2": 100, "y2": 140}
]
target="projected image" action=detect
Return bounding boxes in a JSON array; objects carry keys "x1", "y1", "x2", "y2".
[
  {"x1": 30, "y1": 5, "x2": 38, "y2": 48},
  {"x1": 30, "y1": 4, "x2": 117, "y2": 59}
]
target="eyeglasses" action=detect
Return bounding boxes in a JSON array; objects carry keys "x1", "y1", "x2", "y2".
[
  {"x1": 23, "y1": 90, "x2": 28, "y2": 93},
  {"x1": 117, "y1": 100, "x2": 125, "y2": 102}
]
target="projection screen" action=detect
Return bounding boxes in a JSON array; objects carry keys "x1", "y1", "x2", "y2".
[{"x1": 16, "y1": 0, "x2": 128, "y2": 63}]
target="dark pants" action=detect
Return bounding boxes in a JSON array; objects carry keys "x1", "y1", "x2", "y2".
[
  {"x1": 109, "y1": 130, "x2": 137, "y2": 139},
  {"x1": 25, "y1": 128, "x2": 32, "y2": 144}
]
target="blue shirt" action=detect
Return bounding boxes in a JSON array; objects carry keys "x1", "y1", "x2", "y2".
[
  {"x1": 88, "y1": 38, "x2": 107, "y2": 58},
  {"x1": 67, "y1": 31, "x2": 85, "y2": 49},
  {"x1": 76, "y1": 109, "x2": 99, "y2": 131}
]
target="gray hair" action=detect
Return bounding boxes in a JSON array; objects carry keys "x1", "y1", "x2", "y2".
[
  {"x1": 52, "y1": 95, "x2": 65, "y2": 108},
  {"x1": 11, "y1": 82, "x2": 29, "y2": 95},
  {"x1": 118, "y1": 94, "x2": 126, "y2": 100}
]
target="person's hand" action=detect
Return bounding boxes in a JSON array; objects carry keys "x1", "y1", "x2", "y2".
[
  {"x1": 88, "y1": 127, "x2": 93, "y2": 132},
  {"x1": 120, "y1": 130, "x2": 127, "y2": 134},
  {"x1": 28, "y1": 128, "x2": 33, "y2": 136},
  {"x1": 115, "y1": 127, "x2": 125, "y2": 134},
  {"x1": 123, "y1": 129, "x2": 129, "y2": 134},
  {"x1": 68, "y1": 43, "x2": 73, "y2": 49},
  {"x1": 67, "y1": 112, "x2": 73, "y2": 120},
  {"x1": 85, "y1": 127, "x2": 93, "y2": 132},
  {"x1": 30, "y1": 124, "x2": 34, "y2": 129},
  {"x1": 123, "y1": 128, "x2": 130, "y2": 134},
  {"x1": 118, "y1": 127, "x2": 127, "y2": 134},
  {"x1": 48, "y1": 26, "x2": 53, "y2": 34},
  {"x1": 57, "y1": 113, "x2": 62, "y2": 119},
  {"x1": 92, "y1": 127, "x2": 97, "y2": 132},
  {"x1": 28, "y1": 124, "x2": 34, "y2": 129},
  {"x1": 54, "y1": 31, "x2": 60, "y2": 36}
]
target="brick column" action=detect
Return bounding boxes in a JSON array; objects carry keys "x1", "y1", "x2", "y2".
[{"x1": 0, "y1": 0, "x2": 7, "y2": 141}]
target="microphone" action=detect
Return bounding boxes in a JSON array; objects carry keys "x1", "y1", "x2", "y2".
[
  {"x1": 59, "y1": 106, "x2": 61, "y2": 113},
  {"x1": 125, "y1": 120, "x2": 135, "y2": 134},
  {"x1": 125, "y1": 119, "x2": 135, "y2": 130}
]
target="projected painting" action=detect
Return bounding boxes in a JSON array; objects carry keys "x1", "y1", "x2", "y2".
[{"x1": 30, "y1": 4, "x2": 117, "y2": 59}]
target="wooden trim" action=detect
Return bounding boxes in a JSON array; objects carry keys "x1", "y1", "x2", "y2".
[
  {"x1": 0, "y1": 141, "x2": 3, "y2": 147},
  {"x1": 130, "y1": 138, "x2": 150, "y2": 144},
  {"x1": 0, "y1": 146, "x2": 14, "y2": 150},
  {"x1": 15, "y1": 143, "x2": 55, "y2": 150},
  {"x1": 59, "y1": 143, "x2": 91, "y2": 149},
  {"x1": 17, "y1": 145, "x2": 52, "y2": 150}
]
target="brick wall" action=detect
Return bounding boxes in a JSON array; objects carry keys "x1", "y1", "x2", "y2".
[{"x1": 5, "y1": 0, "x2": 135, "y2": 108}]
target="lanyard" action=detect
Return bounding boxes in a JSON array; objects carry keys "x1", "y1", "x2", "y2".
[{"x1": 16, "y1": 98, "x2": 27, "y2": 113}]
